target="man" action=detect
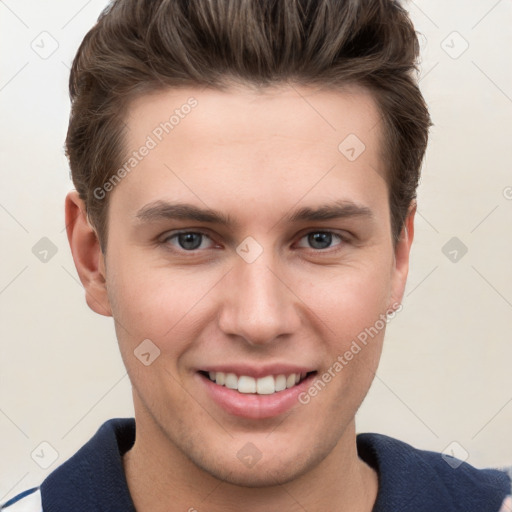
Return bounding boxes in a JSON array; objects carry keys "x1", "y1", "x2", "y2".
[{"x1": 3, "y1": 0, "x2": 511, "y2": 510}]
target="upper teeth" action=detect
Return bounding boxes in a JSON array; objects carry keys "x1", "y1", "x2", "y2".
[{"x1": 207, "y1": 371, "x2": 306, "y2": 394}]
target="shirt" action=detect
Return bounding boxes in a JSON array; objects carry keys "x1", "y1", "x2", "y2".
[{"x1": 2, "y1": 418, "x2": 511, "y2": 511}]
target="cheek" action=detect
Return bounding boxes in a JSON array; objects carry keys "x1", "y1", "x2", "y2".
[
  {"x1": 106, "y1": 260, "x2": 220, "y2": 349},
  {"x1": 304, "y1": 265, "x2": 391, "y2": 408},
  {"x1": 107, "y1": 242, "x2": 393, "y2": 358},
  {"x1": 301, "y1": 256, "x2": 393, "y2": 345}
]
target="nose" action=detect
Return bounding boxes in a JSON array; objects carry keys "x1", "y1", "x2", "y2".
[{"x1": 217, "y1": 251, "x2": 301, "y2": 346}]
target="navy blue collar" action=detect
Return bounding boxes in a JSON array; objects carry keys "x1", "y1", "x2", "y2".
[
  {"x1": 41, "y1": 418, "x2": 137, "y2": 511},
  {"x1": 357, "y1": 432, "x2": 510, "y2": 511},
  {"x1": 40, "y1": 418, "x2": 510, "y2": 511}
]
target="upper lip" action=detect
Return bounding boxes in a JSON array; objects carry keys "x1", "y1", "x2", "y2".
[{"x1": 198, "y1": 364, "x2": 316, "y2": 378}]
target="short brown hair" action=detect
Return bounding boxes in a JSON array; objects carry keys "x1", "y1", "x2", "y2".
[{"x1": 66, "y1": 0, "x2": 432, "y2": 253}]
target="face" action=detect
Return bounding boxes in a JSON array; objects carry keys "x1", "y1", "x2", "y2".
[{"x1": 69, "y1": 83, "x2": 413, "y2": 487}]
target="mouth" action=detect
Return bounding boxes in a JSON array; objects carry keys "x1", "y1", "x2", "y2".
[
  {"x1": 199, "y1": 370, "x2": 316, "y2": 395},
  {"x1": 196, "y1": 367, "x2": 318, "y2": 419}
]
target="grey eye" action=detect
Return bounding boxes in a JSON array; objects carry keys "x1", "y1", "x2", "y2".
[
  {"x1": 176, "y1": 232, "x2": 204, "y2": 250},
  {"x1": 308, "y1": 232, "x2": 332, "y2": 250}
]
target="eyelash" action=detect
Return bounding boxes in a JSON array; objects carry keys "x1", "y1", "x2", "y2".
[{"x1": 159, "y1": 229, "x2": 349, "y2": 255}]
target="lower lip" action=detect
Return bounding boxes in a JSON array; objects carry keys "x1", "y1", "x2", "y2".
[{"x1": 197, "y1": 372, "x2": 316, "y2": 419}]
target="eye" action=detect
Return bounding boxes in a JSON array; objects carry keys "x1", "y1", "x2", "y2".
[
  {"x1": 160, "y1": 229, "x2": 347, "y2": 254},
  {"x1": 162, "y1": 231, "x2": 216, "y2": 251},
  {"x1": 296, "y1": 231, "x2": 345, "y2": 251}
]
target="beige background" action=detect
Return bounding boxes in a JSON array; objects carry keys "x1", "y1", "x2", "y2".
[{"x1": 1, "y1": 0, "x2": 511, "y2": 502}]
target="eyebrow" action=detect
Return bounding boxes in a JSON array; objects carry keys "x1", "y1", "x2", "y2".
[{"x1": 134, "y1": 199, "x2": 374, "y2": 228}]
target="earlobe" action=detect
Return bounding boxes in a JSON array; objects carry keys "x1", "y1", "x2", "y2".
[
  {"x1": 389, "y1": 202, "x2": 416, "y2": 309},
  {"x1": 65, "y1": 190, "x2": 112, "y2": 317}
]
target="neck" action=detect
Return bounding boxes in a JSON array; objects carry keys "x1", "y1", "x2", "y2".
[{"x1": 123, "y1": 411, "x2": 378, "y2": 512}]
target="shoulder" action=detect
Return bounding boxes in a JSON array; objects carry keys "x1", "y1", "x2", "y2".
[
  {"x1": 2, "y1": 418, "x2": 136, "y2": 512},
  {"x1": 0, "y1": 488, "x2": 42, "y2": 511},
  {"x1": 357, "y1": 432, "x2": 512, "y2": 511}
]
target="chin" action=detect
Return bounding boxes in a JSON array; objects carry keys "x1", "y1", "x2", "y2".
[
  {"x1": 187, "y1": 440, "x2": 326, "y2": 489},
  {"x1": 206, "y1": 459, "x2": 311, "y2": 488}
]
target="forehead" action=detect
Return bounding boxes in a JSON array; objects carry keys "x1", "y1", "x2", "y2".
[
  {"x1": 125, "y1": 82, "x2": 382, "y2": 153},
  {"x1": 114, "y1": 83, "x2": 387, "y2": 220}
]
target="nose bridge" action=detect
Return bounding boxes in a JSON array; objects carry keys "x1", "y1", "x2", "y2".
[{"x1": 218, "y1": 244, "x2": 298, "y2": 345}]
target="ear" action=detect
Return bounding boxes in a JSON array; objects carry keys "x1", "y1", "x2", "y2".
[
  {"x1": 65, "y1": 190, "x2": 112, "y2": 317},
  {"x1": 389, "y1": 202, "x2": 416, "y2": 310}
]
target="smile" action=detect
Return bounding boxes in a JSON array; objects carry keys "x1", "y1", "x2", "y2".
[{"x1": 202, "y1": 371, "x2": 312, "y2": 395}]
